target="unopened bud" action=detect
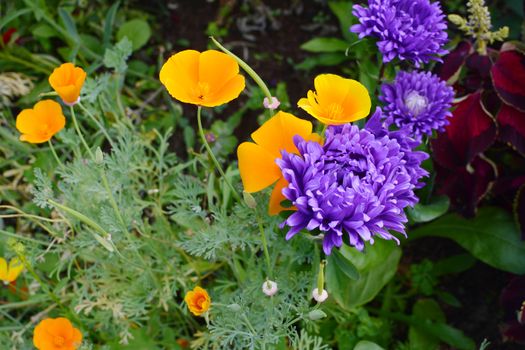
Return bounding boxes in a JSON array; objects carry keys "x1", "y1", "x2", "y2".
[
  {"x1": 262, "y1": 280, "x2": 278, "y2": 296},
  {"x1": 228, "y1": 303, "x2": 241, "y2": 312},
  {"x1": 308, "y1": 309, "x2": 327, "y2": 320},
  {"x1": 243, "y1": 191, "x2": 257, "y2": 209},
  {"x1": 95, "y1": 147, "x2": 104, "y2": 164},
  {"x1": 263, "y1": 96, "x2": 280, "y2": 110}
]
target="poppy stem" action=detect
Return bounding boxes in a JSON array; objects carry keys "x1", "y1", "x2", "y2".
[
  {"x1": 256, "y1": 210, "x2": 273, "y2": 279},
  {"x1": 196, "y1": 106, "x2": 242, "y2": 203},
  {"x1": 77, "y1": 102, "x2": 115, "y2": 148},
  {"x1": 47, "y1": 140, "x2": 64, "y2": 169},
  {"x1": 210, "y1": 37, "x2": 275, "y2": 114},
  {"x1": 69, "y1": 105, "x2": 94, "y2": 159}
]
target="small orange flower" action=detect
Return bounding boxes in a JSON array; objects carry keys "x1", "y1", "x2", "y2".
[
  {"x1": 298, "y1": 74, "x2": 371, "y2": 125},
  {"x1": 237, "y1": 111, "x2": 321, "y2": 215},
  {"x1": 16, "y1": 100, "x2": 65, "y2": 143},
  {"x1": 159, "y1": 49, "x2": 245, "y2": 107},
  {"x1": 33, "y1": 317, "x2": 82, "y2": 350},
  {"x1": 0, "y1": 257, "x2": 23, "y2": 285},
  {"x1": 48, "y1": 63, "x2": 86, "y2": 105},
  {"x1": 184, "y1": 286, "x2": 211, "y2": 316}
]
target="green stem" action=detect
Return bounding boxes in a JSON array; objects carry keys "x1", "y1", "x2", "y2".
[
  {"x1": 196, "y1": 106, "x2": 242, "y2": 203},
  {"x1": 256, "y1": 211, "x2": 272, "y2": 279},
  {"x1": 47, "y1": 139, "x2": 64, "y2": 169},
  {"x1": 70, "y1": 105, "x2": 94, "y2": 159},
  {"x1": 210, "y1": 37, "x2": 275, "y2": 114},
  {"x1": 78, "y1": 102, "x2": 115, "y2": 148}
]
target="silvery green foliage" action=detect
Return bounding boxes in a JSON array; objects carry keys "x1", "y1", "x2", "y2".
[
  {"x1": 31, "y1": 168, "x2": 54, "y2": 209},
  {"x1": 103, "y1": 37, "x2": 132, "y2": 73},
  {"x1": 290, "y1": 329, "x2": 331, "y2": 350}
]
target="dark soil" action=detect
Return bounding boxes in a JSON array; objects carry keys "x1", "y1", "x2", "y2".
[{"x1": 135, "y1": 1, "x2": 524, "y2": 349}]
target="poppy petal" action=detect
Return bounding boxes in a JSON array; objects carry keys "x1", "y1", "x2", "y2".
[
  {"x1": 7, "y1": 257, "x2": 23, "y2": 282},
  {"x1": 0, "y1": 258, "x2": 7, "y2": 281},
  {"x1": 159, "y1": 50, "x2": 200, "y2": 104},
  {"x1": 237, "y1": 142, "x2": 281, "y2": 193},
  {"x1": 199, "y1": 50, "x2": 241, "y2": 94},
  {"x1": 251, "y1": 111, "x2": 313, "y2": 156},
  {"x1": 269, "y1": 176, "x2": 290, "y2": 215},
  {"x1": 202, "y1": 74, "x2": 245, "y2": 107}
]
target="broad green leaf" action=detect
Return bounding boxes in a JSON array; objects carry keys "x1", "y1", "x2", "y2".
[
  {"x1": 328, "y1": 1, "x2": 357, "y2": 41},
  {"x1": 409, "y1": 299, "x2": 445, "y2": 350},
  {"x1": 301, "y1": 37, "x2": 349, "y2": 53},
  {"x1": 433, "y1": 254, "x2": 476, "y2": 276},
  {"x1": 353, "y1": 340, "x2": 385, "y2": 350},
  {"x1": 103, "y1": 2, "x2": 120, "y2": 48},
  {"x1": 410, "y1": 207, "x2": 525, "y2": 274},
  {"x1": 326, "y1": 240, "x2": 401, "y2": 309},
  {"x1": 296, "y1": 52, "x2": 347, "y2": 70},
  {"x1": 407, "y1": 196, "x2": 450, "y2": 223},
  {"x1": 117, "y1": 19, "x2": 152, "y2": 51},
  {"x1": 328, "y1": 248, "x2": 360, "y2": 281},
  {"x1": 58, "y1": 8, "x2": 79, "y2": 40}
]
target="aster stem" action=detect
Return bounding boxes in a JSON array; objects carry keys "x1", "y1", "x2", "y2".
[
  {"x1": 210, "y1": 37, "x2": 275, "y2": 113},
  {"x1": 375, "y1": 62, "x2": 386, "y2": 97},
  {"x1": 47, "y1": 140, "x2": 64, "y2": 169},
  {"x1": 196, "y1": 106, "x2": 242, "y2": 203},
  {"x1": 70, "y1": 105, "x2": 94, "y2": 159},
  {"x1": 256, "y1": 211, "x2": 273, "y2": 279}
]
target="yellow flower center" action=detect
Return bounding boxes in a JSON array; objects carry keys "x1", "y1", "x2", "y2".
[
  {"x1": 53, "y1": 335, "x2": 66, "y2": 346},
  {"x1": 325, "y1": 103, "x2": 344, "y2": 120},
  {"x1": 196, "y1": 82, "x2": 211, "y2": 100}
]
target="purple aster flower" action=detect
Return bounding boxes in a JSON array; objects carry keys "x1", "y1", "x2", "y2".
[
  {"x1": 277, "y1": 123, "x2": 426, "y2": 254},
  {"x1": 379, "y1": 71, "x2": 455, "y2": 139},
  {"x1": 351, "y1": 0, "x2": 449, "y2": 66}
]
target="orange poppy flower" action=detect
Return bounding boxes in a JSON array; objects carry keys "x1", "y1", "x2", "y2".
[
  {"x1": 237, "y1": 111, "x2": 320, "y2": 215},
  {"x1": 48, "y1": 63, "x2": 86, "y2": 105},
  {"x1": 184, "y1": 286, "x2": 211, "y2": 316},
  {"x1": 0, "y1": 257, "x2": 23, "y2": 285},
  {"x1": 16, "y1": 100, "x2": 65, "y2": 143},
  {"x1": 298, "y1": 74, "x2": 371, "y2": 125},
  {"x1": 159, "y1": 49, "x2": 245, "y2": 107},
  {"x1": 33, "y1": 317, "x2": 82, "y2": 350}
]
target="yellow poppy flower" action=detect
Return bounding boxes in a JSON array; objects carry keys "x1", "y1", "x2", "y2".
[
  {"x1": 237, "y1": 111, "x2": 320, "y2": 215},
  {"x1": 298, "y1": 74, "x2": 371, "y2": 125},
  {"x1": 0, "y1": 257, "x2": 23, "y2": 284},
  {"x1": 184, "y1": 286, "x2": 211, "y2": 316},
  {"x1": 48, "y1": 63, "x2": 86, "y2": 105},
  {"x1": 33, "y1": 317, "x2": 82, "y2": 350},
  {"x1": 16, "y1": 100, "x2": 65, "y2": 144},
  {"x1": 159, "y1": 49, "x2": 245, "y2": 107}
]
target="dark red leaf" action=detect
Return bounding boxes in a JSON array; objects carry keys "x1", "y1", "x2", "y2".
[
  {"x1": 491, "y1": 43, "x2": 525, "y2": 112},
  {"x1": 464, "y1": 52, "x2": 494, "y2": 92},
  {"x1": 500, "y1": 276, "x2": 525, "y2": 344},
  {"x1": 498, "y1": 103, "x2": 525, "y2": 155},
  {"x1": 2, "y1": 28, "x2": 16, "y2": 45},
  {"x1": 435, "y1": 155, "x2": 496, "y2": 217},
  {"x1": 432, "y1": 92, "x2": 497, "y2": 168},
  {"x1": 436, "y1": 41, "x2": 472, "y2": 84}
]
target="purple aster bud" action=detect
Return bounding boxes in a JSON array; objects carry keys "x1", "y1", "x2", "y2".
[
  {"x1": 379, "y1": 71, "x2": 454, "y2": 140},
  {"x1": 277, "y1": 121, "x2": 427, "y2": 254},
  {"x1": 205, "y1": 132, "x2": 216, "y2": 143},
  {"x1": 351, "y1": 0, "x2": 449, "y2": 67}
]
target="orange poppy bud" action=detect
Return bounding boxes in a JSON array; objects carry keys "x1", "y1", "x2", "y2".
[
  {"x1": 49, "y1": 63, "x2": 86, "y2": 105},
  {"x1": 298, "y1": 74, "x2": 371, "y2": 125},
  {"x1": 159, "y1": 49, "x2": 245, "y2": 107},
  {"x1": 184, "y1": 286, "x2": 211, "y2": 316},
  {"x1": 237, "y1": 111, "x2": 320, "y2": 215},
  {"x1": 33, "y1": 317, "x2": 82, "y2": 350},
  {"x1": 0, "y1": 257, "x2": 23, "y2": 285},
  {"x1": 16, "y1": 100, "x2": 65, "y2": 143}
]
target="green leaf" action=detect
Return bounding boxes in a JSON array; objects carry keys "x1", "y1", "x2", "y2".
[
  {"x1": 408, "y1": 196, "x2": 450, "y2": 223},
  {"x1": 328, "y1": 1, "x2": 357, "y2": 41},
  {"x1": 0, "y1": 8, "x2": 31, "y2": 32},
  {"x1": 410, "y1": 207, "x2": 525, "y2": 274},
  {"x1": 301, "y1": 37, "x2": 349, "y2": 53},
  {"x1": 103, "y1": 37, "x2": 133, "y2": 73},
  {"x1": 117, "y1": 19, "x2": 152, "y2": 51},
  {"x1": 296, "y1": 52, "x2": 347, "y2": 70},
  {"x1": 409, "y1": 299, "x2": 445, "y2": 350},
  {"x1": 58, "y1": 8, "x2": 79, "y2": 40},
  {"x1": 328, "y1": 248, "x2": 360, "y2": 281},
  {"x1": 103, "y1": 1, "x2": 120, "y2": 48},
  {"x1": 326, "y1": 240, "x2": 401, "y2": 309},
  {"x1": 433, "y1": 254, "x2": 476, "y2": 276},
  {"x1": 353, "y1": 340, "x2": 385, "y2": 350}
]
